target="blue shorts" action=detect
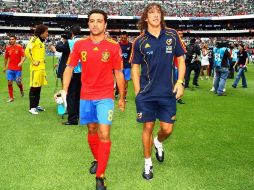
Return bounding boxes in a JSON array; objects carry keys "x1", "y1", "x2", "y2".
[
  {"x1": 7, "y1": 70, "x2": 22, "y2": 82},
  {"x1": 135, "y1": 96, "x2": 176, "y2": 123},
  {"x1": 79, "y1": 98, "x2": 114, "y2": 125},
  {"x1": 123, "y1": 68, "x2": 131, "y2": 81}
]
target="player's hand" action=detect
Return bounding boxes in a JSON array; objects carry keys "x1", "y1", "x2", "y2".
[
  {"x1": 33, "y1": 61, "x2": 40, "y2": 66},
  {"x1": 54, "y1": 90, "x2": 67, "y2": 108},
  {"x1": 3, "y1": 68, "x2": 6, "y2": 73},
  {"x1": 173, "y1": 82, "x2": 184, "y2": 100},
  {"x1": 18, "y1": 62, "x2": 23, "y2": 67},
  {"x1": 118, "y1": 98, "x2": 125, "y2": 112}
]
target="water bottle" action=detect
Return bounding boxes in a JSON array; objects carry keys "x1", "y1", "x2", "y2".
[{"x1": 56, "y1": 93, "x2": 65, "y2": 115}]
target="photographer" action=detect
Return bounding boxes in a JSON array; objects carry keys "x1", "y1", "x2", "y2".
[
  {"x1": 49, "y1": 34, "x2": 70, "y2": 85},
  {"x1": 52, "y1": 25, "x2": 82, "y2": 125},
  {"x1": 213, "y1": 41, "x2": 231, "y2": 96}
]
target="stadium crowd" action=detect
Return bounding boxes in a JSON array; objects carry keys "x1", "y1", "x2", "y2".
[{"x1": 0, "y1": 0, "x2": 254, "y2": 17}]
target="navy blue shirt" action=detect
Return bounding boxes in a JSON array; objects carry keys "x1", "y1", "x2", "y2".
[
  {"x1": 119, "y1": 41, "x2": 132, "y2": 68},
  {"x1": 131, "y1": 28, "x2": 186, "y2": 99}
]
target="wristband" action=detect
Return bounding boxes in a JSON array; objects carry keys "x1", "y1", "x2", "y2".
[{"x1": 176, "y1": 79, "x2": 184, "y2": 84}]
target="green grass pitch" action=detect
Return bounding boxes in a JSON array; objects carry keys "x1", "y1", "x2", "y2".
[{"x1": 0, "y1": 56, "x2": 253, "y2": 190}]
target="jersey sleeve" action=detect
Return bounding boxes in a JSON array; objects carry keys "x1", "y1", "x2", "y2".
[
  {"x1": 112, "y1": 43, "x2": 123, "y2": 70},
  {"x1": 174, "y1": 31, "x2": 187, "y2": 57},
  {"x1": 130, "y1": 38, "x2": 143, "y2": 65},
  {"x1": 68, "y1": 41, "x2": 80, "y2": 67}
]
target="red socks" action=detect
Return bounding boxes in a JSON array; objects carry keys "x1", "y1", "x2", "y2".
[
  {"x1": 88, "y1": 133, "x2": 99, "y2": 160},
  {"x1": 96, "y1": 141, "x2": 111, "y2": 177},
  {"x1": 8, "y1": 84, "x2": 13, "y2": 99}
]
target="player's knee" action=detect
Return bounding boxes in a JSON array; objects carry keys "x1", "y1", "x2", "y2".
[
  {"x1": 98, "y1": 132, "x2": 110, "y2": 142},
  {"x1": 163, "y1": 126, "x2": 173, "y2": 135},
  {"x1": 8, "y1": 81, "x2": 12, "y2": 85}
]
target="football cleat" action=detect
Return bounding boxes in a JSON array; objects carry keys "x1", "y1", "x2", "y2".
[
  {"x1": 36, "y1": 106, "x2": 45, "y2": 111},
  {"x1": 6, "y1": 98, "x2": 14, "y2": 103},
  {"x1": 29, "y1": 108, "x2": 38, "y2": 115},
  {"x1": 142, "y1": 165, "x2": 153, "y2": 180},
  {"x1": 96, "y1": 176, "x2": 107, "y2": 190},
  {"x1": 90, "y1": 160, "x2": 98, "y2": 174},
  {"x1": 154, "y1": 138, "x2": 164, "y2": 162}
]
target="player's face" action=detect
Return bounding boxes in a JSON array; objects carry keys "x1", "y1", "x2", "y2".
[
  {"x1": 120, "y1": 34, "x2": 128, "y2": 42},
  {"x1": 40, "y1": 30, "x2": 49, "y2": 39},
  {"x1": 146, "y1": 6, "x2": 162, "y2": 28},
  {"x1": 9, "y1": 37, "x2": 16, "y2": 45},
  {"x1": 88, "y1": 13, "x2": 107, "y2": 36}
]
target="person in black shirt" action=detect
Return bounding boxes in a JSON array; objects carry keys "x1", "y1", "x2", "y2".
[
  {"x1": 184, "y1": 38, "x2": 201, "y2": 88},
  {"x1": 232, "y1": 44, "x2": 248, "y2": 88}
]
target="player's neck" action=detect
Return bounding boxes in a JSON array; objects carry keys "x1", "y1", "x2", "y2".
[
  {"x1": 148, "y1": 26, "x2": 161, "y2": 38},
  {"x1": 90, "y1": 34, "x2": 105, "y2": 43}
]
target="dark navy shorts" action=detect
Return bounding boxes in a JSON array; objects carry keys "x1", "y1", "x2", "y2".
[{"x1": 135, "y1": 95, "x2": 176, "y2": 124}]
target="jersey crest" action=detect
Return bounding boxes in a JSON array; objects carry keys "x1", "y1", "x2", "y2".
[{"x1": 101, "y1": 51, "x2": 110, "y2": 62}]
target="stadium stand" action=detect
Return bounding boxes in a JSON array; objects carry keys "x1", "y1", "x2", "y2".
[{"x1": 0, "y1": 0, "x2": 254, "y2": 17}]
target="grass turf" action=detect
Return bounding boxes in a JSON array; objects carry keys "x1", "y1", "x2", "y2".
[{"x1": 0, "y1": 56, "x2": 253, "y2": 190}]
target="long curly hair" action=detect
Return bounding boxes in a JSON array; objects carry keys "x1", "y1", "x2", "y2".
[
  {"x1": 138, "y1": 3, "x2": 166, "y2": 31},
  {"x1": 34, "y1": 24, "x2": 48, "y2": 37}
]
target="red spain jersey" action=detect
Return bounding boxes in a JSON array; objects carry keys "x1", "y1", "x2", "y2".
[
  {"x1": 5, "y1": 44, "x2": 24, "y2": 71},
  {"x1": 69, "y1": 37, "x2": 123, "y2": 100}
]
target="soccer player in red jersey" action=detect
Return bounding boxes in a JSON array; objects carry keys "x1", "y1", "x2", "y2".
[
  {"x1": 4, "y1": 35, "x2": 25, "y2": 102},
  {"x1": 61, "y1": 9, "x2": 125, "y2": 190}
]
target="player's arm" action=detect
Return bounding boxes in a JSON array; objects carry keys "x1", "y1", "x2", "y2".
[
  {"x1": 245, "y1": 52, "x2": 249, "y2": 66},
  {"x1": 131, "y1": 64, "x2": 140, "y2": 96},
  {"x1": 114, "y1": 69, "x2": 125, "y2": 112},
  {"x1": 18, "y1": 56, "x2": 26, "y2": 67},
  {"x1": 3, "y1": 57, "x2": 8, "y2": 73},
  {"x1": 25, "y1": 40, "x2": 39, "y2": 66},
  {"x1": 173, "y1": 56, "x2": 185, "y2": 100},
  {"x1": 62, "y1": 65, "x2": 74, "y2": 93},
  {"x1": 173, "y1": 30, "x2": 186, "y2": 99}
]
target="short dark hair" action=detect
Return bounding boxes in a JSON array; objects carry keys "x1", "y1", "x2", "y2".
[
  {"x1": 121, "y1": 31, "x2": 128, "y2": 36},
  {"x1": 88, "y1": 9, "x2": 107, "y2": 23},
  {"x1": 9, "y1": 35, "x2": 17, "y2": 40},
  {"x1": 190, "y1": 38, "x2": 196, "y2": 44},
  {"x1": 71, "y1": 25, "x2": 81, "y2": 36},
  {"x1": 34, "y1": 24, "x2": 48, "y2": 37},
  {"x1": 61, "y1": 34, "x2": 68, "y2": 39}
]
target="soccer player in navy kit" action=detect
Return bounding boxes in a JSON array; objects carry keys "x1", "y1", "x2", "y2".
[
  {"x1": 131, "y1": 3, "x2": 186, "y2": 180},
  {"x1": 119, "y1": 31, "x2": 132, "y2": 101}
]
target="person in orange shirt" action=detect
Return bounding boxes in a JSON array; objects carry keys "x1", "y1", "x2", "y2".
[{"x1": 4, "y1": 35, "x2": 25, "y2": 102}]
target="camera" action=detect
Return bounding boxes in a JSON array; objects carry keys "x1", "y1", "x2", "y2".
[{"x1": 216, "y1": 41, "x2": 229, "y2": 48}]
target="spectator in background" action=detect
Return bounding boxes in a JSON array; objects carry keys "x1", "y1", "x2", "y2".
[
  {"x1": 25, "y1": 24, "x2": 48, "y2": 114},
  {"x1": 232, "y1": 44, "x2": 248, "y2": 88},
  {"x1": 63, "y1": 25, "x2": 82, "y2": 125},
  {"x1": 228, "y1": 42, "x2": 237, "y2": 79},
  {"x1": 49, "y1": 34, "x2": 70, "y2": 86},
  {"x1": 200, "y1": 43, "x2": 210, "y2": 80},
  {"x1": 213, "y1": 41, "x2": 231, "y2": 96},
  {"x1": 119, "y1": 31, "x2": 132, "y2": 102},
  {"x1": 4, "y1": 35, "x2": 26, "y2": 102},
  {"x1": 184, "y1": 38, "x2": 201, "y2": 88}
]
